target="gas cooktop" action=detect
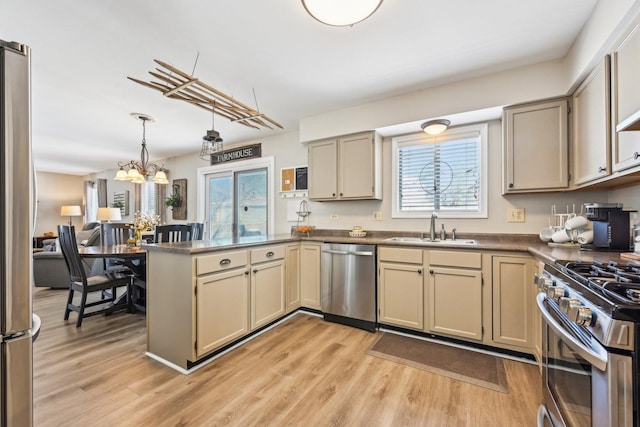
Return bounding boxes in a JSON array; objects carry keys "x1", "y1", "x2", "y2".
[{"x1": 553, "y1": 259, "x2": 640, "y2": 322}]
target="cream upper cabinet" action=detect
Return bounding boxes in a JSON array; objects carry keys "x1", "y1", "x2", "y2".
[
  {"x1": 611, "y1": 20, "x2": 640, "y2": 172},
  {"x1": 300, "y1": 242, "x2": 321, "y2": 310},
  {"x1": 308, "y1": 131, "x2": 382, "y2": 201},
  {"x1": 426, "y1": 250, "x2": 483, "y2": 341},
  {"x1": 491, "y1": 255, "x2": 534, "y2": 351},
  {"x1": 503, "y1": 98, "x2": 569, "y2": 193},
  {"x1": 378, "y1": 247, "x2": 424, "y2": 330},
  {"x1": 572, "y1": 57, "x2": 611, "y2": 186}
]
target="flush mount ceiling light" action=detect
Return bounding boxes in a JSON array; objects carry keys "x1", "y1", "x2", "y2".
[
  {"x1": 301, "y1": 0, "x2": 383, "y2": 26},
  {"x1": 421, "y1": 119, "x2": 451, "y2": 135},
  {"x1": 114, "y1": 113, "x2": 169, "y2": 185}
]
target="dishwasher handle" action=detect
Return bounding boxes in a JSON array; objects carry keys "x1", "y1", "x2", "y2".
[{"x1": 322, "y1": 249, "x2": 373, "y2": 256}]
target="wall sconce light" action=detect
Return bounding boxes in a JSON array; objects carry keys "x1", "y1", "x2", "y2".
[{"x1": 421, "y1": 119, "x2": 451, "y2": 135}]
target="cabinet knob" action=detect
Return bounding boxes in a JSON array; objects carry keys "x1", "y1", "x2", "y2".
[
  {"x1": 244, "y1": 271, "x2": 249, "y2": 275},
  {"x1": 634, "y1": 152, "x2": 640, "y2": 160},
  {"x1": 252, "y1": 269, "x2": 257, "y2": 274},
  {"x1": 598, "y1": 166, "x2": 606, "y2": 173},
  {"x1": 508, "y1": 183, "x2": 514, "y2": 188},
  {"x1": 339, "y1": 193, "x2": 343, "y2": 196},
  {"x1": 332, "y1": 193, "x2": 336, "y2": 197},
  {"x1": 417, "y1": 269, "x2": 422, "y2": 275},
  {"x1": 429, "y1": 269, "x2": 434, "y2": 275}
]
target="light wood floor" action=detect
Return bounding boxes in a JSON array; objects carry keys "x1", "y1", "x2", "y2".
[{"x1": 33, "y1": 287, "x2": 542, "y2": 426}]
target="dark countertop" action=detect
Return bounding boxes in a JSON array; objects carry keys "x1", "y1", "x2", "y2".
[{"x1": 142, "y1": 229, "x2": 635, "y2": 264}]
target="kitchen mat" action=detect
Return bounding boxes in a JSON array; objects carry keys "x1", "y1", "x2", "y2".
[{"x1": 367, "y1": 332, "x2": 509, "y2": 393}]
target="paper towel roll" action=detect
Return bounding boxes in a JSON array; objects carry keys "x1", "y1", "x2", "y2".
[{"x1": 577, "y1": 230, "x2": 593, "y2": 245}]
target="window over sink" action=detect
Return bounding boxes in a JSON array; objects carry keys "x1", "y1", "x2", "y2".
[{"x1": 391, "y1": 123, "x2": 488, "y2": 219}]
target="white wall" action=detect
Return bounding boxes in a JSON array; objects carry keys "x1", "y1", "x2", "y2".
[{"x1": 34, "y1": 171, "x2": 84, "y2": 235}]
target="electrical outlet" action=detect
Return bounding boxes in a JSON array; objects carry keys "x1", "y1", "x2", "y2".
[
  {"x1": 373, "y1": 211, "x2": 382, "y2": 221},
  {"x1": 508, "y1": 208, "x2": 525, "y2": 223},
  {"x1": 330, "y1": 214, "x2": 339, "y2": 220}
]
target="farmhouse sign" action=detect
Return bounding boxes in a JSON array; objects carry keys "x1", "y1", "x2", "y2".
[{"x1": 210, "y1": 143, "x2": 262, "y2": 165}]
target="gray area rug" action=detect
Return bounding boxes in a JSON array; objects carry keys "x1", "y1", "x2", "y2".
[{"x1": 367, "y1": 332, "x2": 509, "y2": 393}]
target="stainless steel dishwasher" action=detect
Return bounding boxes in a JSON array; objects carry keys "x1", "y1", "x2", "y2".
[{"x1": 321, "y1": 243, "x2": 376, "y2": 332}]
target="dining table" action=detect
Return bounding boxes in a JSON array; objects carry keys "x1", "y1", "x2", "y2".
[{"x1": 78, "y1": 245, "x2": 147, "y2": 314}]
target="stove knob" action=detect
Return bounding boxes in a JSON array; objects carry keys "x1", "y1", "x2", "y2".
[
  {"x1": 546, "y1": 286, "x2": 566, "y2": 301},
  {"x1": 567, "y1": 300, "x2": 583, "y2": 322},
  {"x1": 576, "y1": 307, "x2": 593, "y2": 326},
  {"x1": 558, "y1": 297, "x2": 576, "y2": 313},
  {"x1": 536, "y1": 276, "x2": 553, "y2": 290}
]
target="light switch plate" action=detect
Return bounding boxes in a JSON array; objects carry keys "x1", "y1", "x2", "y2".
[
  {"x1": 373, "y1": 211, "x2": 382, "y2": 221},
  {"x1": 508, "y1": 208, "x2": 525, "y2": 223},
  {"x1": 330, "y1": 214, "x2": 339, "y2": 220}
]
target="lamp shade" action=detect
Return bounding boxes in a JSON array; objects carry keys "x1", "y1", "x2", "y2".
[
  {"x1": 96, "y1": 207, "x2": 122, "y2": 222},
  {"x1": 60, "y1": 205, "x2": 82, "y2": 217}
]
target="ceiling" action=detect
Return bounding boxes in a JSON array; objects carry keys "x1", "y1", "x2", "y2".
[{"x1": 0, "y1": 0, "x2": 598, "y2": 175}]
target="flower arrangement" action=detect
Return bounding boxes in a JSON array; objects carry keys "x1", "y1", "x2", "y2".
[{"x1": 134, "y1": 211, "x2": 160, "y2": 232}]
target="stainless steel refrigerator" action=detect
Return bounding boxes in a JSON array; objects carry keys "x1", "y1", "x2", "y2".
[{"x1": 0, "y1": 39, "x2": 38, "y2": 426}]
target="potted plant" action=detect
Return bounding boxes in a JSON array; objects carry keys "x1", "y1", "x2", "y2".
[{"x1": 165, "y1": 193, "x2": 182, "y2": 209}]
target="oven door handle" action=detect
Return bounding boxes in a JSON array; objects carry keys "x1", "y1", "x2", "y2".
[{"x1": 536, "y1": 293, "x2": 608, "y2": 371}]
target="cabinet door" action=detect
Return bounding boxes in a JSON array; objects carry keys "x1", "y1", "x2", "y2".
[
  {"x1": 308, "y1": 139, "x2": 338, "y2": 200},
  {"x1": 503, "y1": 99, "x2": 569, "y2": 192},
  {"x1": 196, "y1": 268, "x2": 249, "y2": 357},
  {"x1": 379, "y1": 262, "x2": 424, "y2": 330},
  {"x1": 492, "y1": 256, "x2": 534, "y2": 350},
  {"x1": 572, "y1": 57, "x2": 611, "y2": 185},
  {"x1": 300, "y1": 243, "x2": 321, "y2": 309},
  {"x1": 427, "y1": 267, "x2": 482, "y2": 340},
  {"x1": 285, "y1": 244, "x2": 301, "y2": 313},
  {"x1": 251, "y1": 260, "x2": 285, "y2": 330},
  {"x1": 611, "y1": 21, "x2": 640, "y2": 172},
  {"x1": 338, "y1": 133, "x2": 374, "y2": 199}
]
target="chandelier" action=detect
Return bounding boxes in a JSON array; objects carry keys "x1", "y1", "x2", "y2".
[
  {"x1": 114, "y1": 113, "x2": 168, "y2": 184},
  {"x1": 199, "y1": 105, "x2": 224, "y2": 161}
]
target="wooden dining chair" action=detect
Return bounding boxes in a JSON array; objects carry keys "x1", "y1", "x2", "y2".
[
  {"x1": 100, "y1": 223, "x2": 134, "y2": 273},
  {"x1": 188, "y1": 222, "x2": 205, "y2": 240},
  {"x1": 154, "y1": 224, "x2": 192, "y2": 243},
  {"x1": 57, "y1": 225, "x2": 131, "y2": 327}
]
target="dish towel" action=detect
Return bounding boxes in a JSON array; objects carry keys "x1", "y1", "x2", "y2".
[{"x1": 577, "y1": 230, "x2": 593, "y2": 245}]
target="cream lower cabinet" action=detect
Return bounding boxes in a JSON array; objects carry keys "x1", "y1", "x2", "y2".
[
  {"x1": 285, "y1": 243, "x2": 301, "y2": 313},
  {"x1": 426, "y1": 250, "x2": 483, "y2": 341},
  {"x1": 300, "y1": 242, "x2": 321, "y2": 310},
  {"x1": 196, "y1": 267, "x2": 250, "y2": 357},
  {"x1": 250, "y1": 245, "x2": 286, "y2": 330},
  {"x1": 491, "y1": 254, "x2": 535, "y2": 352},
  {"x1": 378, "y1": 247, "x2": 424, "y2": 330}
]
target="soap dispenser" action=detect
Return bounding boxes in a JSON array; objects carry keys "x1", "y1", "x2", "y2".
[{"x1": 440, "y1": 224, "x2": 446, "y2": 240}]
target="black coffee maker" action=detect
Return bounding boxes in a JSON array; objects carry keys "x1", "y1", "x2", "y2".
[{"x1": 581, "y1": 203, "x2": 632, "y2": 251}]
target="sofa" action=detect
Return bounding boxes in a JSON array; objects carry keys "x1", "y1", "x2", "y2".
[{"x1": 33, "y1": 224, "x2": 101, "y2": 289}]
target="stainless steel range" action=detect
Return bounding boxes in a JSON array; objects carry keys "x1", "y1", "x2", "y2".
[{"x1": 536, "y1": 259, "x2": 640, "y2": 427}]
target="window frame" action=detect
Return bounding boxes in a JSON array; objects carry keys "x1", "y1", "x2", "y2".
[
  {"x1": 391, "y1": 123, "x2": 488, "y2": 219},
  {"x1": 197, "y1": 156, "x2": 275, "y2": 239}
]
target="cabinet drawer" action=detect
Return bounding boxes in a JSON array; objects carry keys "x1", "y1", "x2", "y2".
[
  {"x1": 379, "y1": 246, "x2": 423, "y2": 264},
  {"x1": 428, "y1": 250, "x2": 481, "y2": 269},
  {"x1": 196, "y1": 250, "x2": 248, "y2": 275},
  {"x1": 250, "y1": 245, "x2": 285, "y2": 263}
]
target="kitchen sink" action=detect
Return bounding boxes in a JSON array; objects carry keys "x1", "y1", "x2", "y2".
[{"x1": 383, "y1": 237, "x2": 478, "y2": 246}]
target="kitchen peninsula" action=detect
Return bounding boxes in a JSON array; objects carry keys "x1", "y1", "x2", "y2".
[{"x1": 144, "y1": 231, "x2": 620, "y2": 373}]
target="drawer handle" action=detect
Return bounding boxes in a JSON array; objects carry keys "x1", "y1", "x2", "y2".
[
  {"x1": 219, "y1": 258, "x2": 231, "y2": 266},
  {"x1": 266, "y1": 251, "x2": 274, "y2": 258}
]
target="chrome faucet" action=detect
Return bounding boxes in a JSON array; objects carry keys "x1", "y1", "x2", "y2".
[{"x1": 429, "y1": 212, "x2": 438, "y2": 241}]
